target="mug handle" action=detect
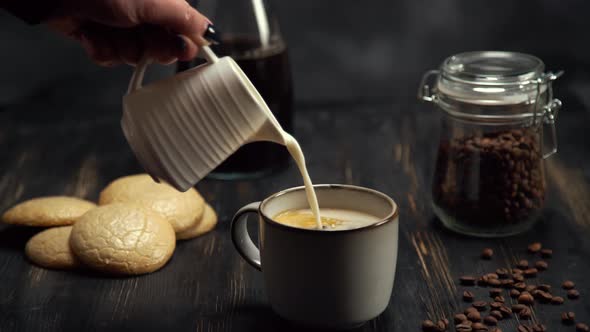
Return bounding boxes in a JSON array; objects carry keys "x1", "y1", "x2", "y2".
[
  {"x1": 230, "y1": 202, "x2": 262, "y2": 271},
  {"x1": 126, "y1": 41, "x2": 220, "y2": 94}
]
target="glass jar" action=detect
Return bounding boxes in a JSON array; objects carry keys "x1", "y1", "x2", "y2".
[
  {"x1": 418, "y1": 51, "x2": 563, "y2": 237},
  {"x1": 179, "y1": 0, "x2": 294, "y2": 180}
]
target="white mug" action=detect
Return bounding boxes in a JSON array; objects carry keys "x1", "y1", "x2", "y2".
[
  {"x1": 231, "y1": 184, "x2": 399, "y2": 329},
  {"x1": 121, "y1": 47, "x2": 284, "y2": 192}
]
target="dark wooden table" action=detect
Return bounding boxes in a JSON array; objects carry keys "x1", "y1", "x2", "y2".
[{"x1": 0, "y1": 93, "x2": 589, "y2": 331}]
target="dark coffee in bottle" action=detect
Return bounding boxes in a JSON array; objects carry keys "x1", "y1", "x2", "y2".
[{"x1": 177, "y1": 38, "x2": 294, "y2": 179}]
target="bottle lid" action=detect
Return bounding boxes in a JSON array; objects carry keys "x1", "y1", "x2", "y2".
[{"x1": 437, "y1": 51, "x2": 547, "y2": 105}]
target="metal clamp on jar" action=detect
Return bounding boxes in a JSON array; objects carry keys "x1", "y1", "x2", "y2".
[{"x1": 418, "y1": 51, "x2": 563, "y2": 237}]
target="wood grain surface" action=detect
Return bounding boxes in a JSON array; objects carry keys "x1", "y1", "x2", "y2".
[{"x1": 0, "y1": 101, "x2": 588, "y2": 332}]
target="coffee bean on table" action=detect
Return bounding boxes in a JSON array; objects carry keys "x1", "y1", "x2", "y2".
[
  {"x1": 478, "y1": 276, "x2": 488, "y2": 287},
  {"x1": 514, "y1": 282, "x2": 527, "y2": 291},
  {"x1": 519, "y1": 307, "x2": 532, "y2": 320},
  {"x1": 525, "y1": 285, "x2": 536, "y2": 292},
  {"x1": 537, "y1": 284, "x2": 551, "y2": 292},
  {"x1": 563, "y1": 280, "x2": 576, "y2": 289},
  {"x1": 456, "y1": 323, "x2": 473, "y2": 332},
  {"x1": 513, "y1": 274, "x2": 525, "y2": 282},
  {"x1": 494, "y1": 296, "x2": 505, "y2": 303},
  {"x1": 472, "y1": 301, "x2": 487, "y2": 311},
  {"x1": 534, "y1": 261, "x2": 548, "y2": 270},
  {"x1": 524, "y1": 268, "x2": 538, "y2": 278},
  {"x1": 489, "y1": 328, "x2": 502, "y2": 332},
  {"x1": 510, "y1": 289, "x2": 521, "y2": 298},
  {"x1": 484, "y1": 316, "x2": 498, "y2": 326},
  {"x1": 551, "y1": 296, "x2": 564, "y2": 304},
  {"x1": 437, "y1": 319, "x2": 448, "y2": 331},
  {"x1": 490, "y1": 310, "x2": 503, "y2": 320},
  {"x1": 528, "y1": 242, "x2": 542, "y2": 253},
  {"x1": 576, "y1": 323, "x2": 590, "y2": 332},
  {"x1": 488, "y1": 279, "x2": 502, "y2": 287},
  {"x1": 489, "y1": 302, "x2": 503, "y2": 310},
  {"x1": 472, "y1": 322, "x2": 487, "y2": 332},
  {"x1": 499, "y1": 305, "x2": 512, "y2": 318},
  {"x1": 532, "y1": 324, "x2": 547, "y2": 332},
  {"x1": 462, "y1": 320, "x2": 473, "y2": 326},
  {"x1": 465, "y1": 307, "x2": 478, "y2": 315},
  {"x1": 496, "y1": 268, "x2": 509, "y2": 278},
  {"x1": 568, "y1": 289, "x2": 580, "y2": 299},
  {"x1": 489, "y1": 288, "x2": 502, "y2": 297},
  {"x1": 455, "y1": 314, "x2": 468, "y2": 324},
  {"x1": 500, "y1": 279, "x2": 514, "y2": 288},
  {"x1": 540, "y1": 249, "x2": 552, "y2": 258},
  {"x1": 512, "y1": 268, "x2": 524, "y2": 275},
  {"x1": 463, "y1": 290, "x2": 475, "y2": 302},
  {"x1": 422, "y1": 320, "x2": 436, "y2": 332},
  {"x1": 481, "y1": 248, "x2": 494, "y2": 259},
  {"x1": 517, "y1": 260, "x2": 529, "y2": 269},
  {"x1": 511, "y1": 304, "x2": 526, "y2": 313},
  {"x1": 518, "y1": 325, "x2": 533, "y2": 332},
  {"x1": 460, "y1": 276, "x2": 477, "y2": 286},
  {"x1": 486, "y1": 273, "x2": 499, "y2": 279},
  {"x1": 562, "y1": 311, "x2": 576, "y2": 325},
  {"x1": 518, "y1": 293, "x2": 534, "y2": 305},
  {"x1": 538, "y1": 291, "x2": 553, "y2": 303},
  {"x1": 467, "y1": 311, "x2": 482, "y2": 322}
]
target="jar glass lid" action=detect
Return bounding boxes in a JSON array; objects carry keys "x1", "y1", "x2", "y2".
[{"x1": 437, "y1": 51, "x2": 547, "y2": 105}]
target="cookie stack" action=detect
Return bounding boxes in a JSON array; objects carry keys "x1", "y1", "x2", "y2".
[{"x1": 1, "y1": 174, "x2": 217, "y2": 275}]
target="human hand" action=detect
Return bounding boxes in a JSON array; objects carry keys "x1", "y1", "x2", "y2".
[{"x1": 46, "y1": 0, "x2": 219, "y2": 66}]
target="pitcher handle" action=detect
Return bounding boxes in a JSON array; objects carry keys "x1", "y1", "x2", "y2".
[{"x1": 127, "y1": 39, "x2": 220, "y2": 94}]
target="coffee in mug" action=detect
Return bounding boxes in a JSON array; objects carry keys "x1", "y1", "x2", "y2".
[
  {"x1": 231, "y1": 184, "x2": 399, "y2": 329},
  {"x1": 274, "y1": 208, "x2": 380, "y2": 231}
]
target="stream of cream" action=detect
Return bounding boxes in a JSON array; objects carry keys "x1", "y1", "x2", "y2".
[{"x1": 282, "y1": 133, "x2": 322, "y2": 229}]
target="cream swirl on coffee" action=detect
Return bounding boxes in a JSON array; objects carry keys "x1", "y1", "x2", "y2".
[{"x1": 274, "y1": 208, "x2": 380, "y2": 231}]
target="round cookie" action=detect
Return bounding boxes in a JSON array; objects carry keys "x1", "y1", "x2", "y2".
[
  {"x1": 25, "y1": 226, "x2": 78, "y2": 270},
  {"x1": 2, "y1": 196, "x2": 97, "y2": 227},
  {"x1": 99, "y1": 174, "x2": 204, "y2": 232},
  {"x1": 70, "y1": 203, "x2": 176, "y2": 275},
  {"x1": 176, "y1": 204, "x2": 218, "y2": 240}
]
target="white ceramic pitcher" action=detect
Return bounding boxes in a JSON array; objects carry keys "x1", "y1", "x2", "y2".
[{"x1": 121, "y1": 45, "x2": 286, "y2": 192}]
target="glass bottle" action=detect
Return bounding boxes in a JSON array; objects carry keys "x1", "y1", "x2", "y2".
[
  {"x1": 178, "y1": 0, "x2": 294, "y2": 180},
  {"x1": 418, "y1": 51, "x2": 563, "y2": 237}
]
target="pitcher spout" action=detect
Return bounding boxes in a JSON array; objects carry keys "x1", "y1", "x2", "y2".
[{"x1": 246, "y1": 119, "x2": 286, "y2": 145}]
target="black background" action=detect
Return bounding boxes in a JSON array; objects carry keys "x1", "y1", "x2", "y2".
[{"x1": 1, "y1": 0, "x2": 589, "y2": 110}]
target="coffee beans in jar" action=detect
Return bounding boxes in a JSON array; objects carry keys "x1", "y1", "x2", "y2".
[
  {"x1": 418, "y1": 51, "x2": 562, "y2": 237},
  {"x1": 432, "y1": 127, "x2": 545, "y2": 234}
]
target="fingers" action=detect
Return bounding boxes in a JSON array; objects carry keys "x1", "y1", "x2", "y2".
[
  {"x1": 65, "y1": 0, "x2": 214, "y2": 66},
  {"x1": 137, "y1": 25, "x2": 199, "y2": 63},
  {"x1": 79, "y1": 24, "x2": 133, "y2": 66},
  {"x1": 112, "y1": 28, "x2": 143, "y2": 65},
  {"x1": 133, "y1": 0, "x2": 210, "y2": 46},
  {"x1": 79, "y1": 26, "x2": 119, "y2": 66},
  {"x1": 174, "y1": 35, "x2": 199, "y2": 61},
  {"x1": 79, "y1": 23, "x2": 198, "y2": 66}
]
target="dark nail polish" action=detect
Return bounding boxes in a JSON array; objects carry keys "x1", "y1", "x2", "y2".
[
  {"x1": 203, "y1": 24, "x2": 221, "y2": 44},
  {"x1": 176, "y1": 35, "x2": 187, "y2": 52}
]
